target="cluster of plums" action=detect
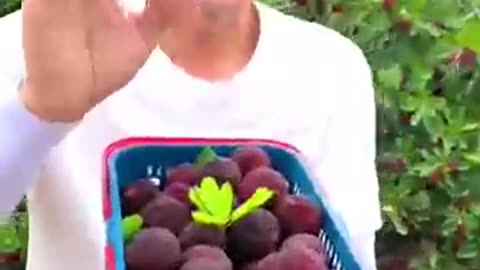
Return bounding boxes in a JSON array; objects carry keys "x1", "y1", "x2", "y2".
[{"x1": 121, "y1": 146, "x2": 328, "y2": 270}]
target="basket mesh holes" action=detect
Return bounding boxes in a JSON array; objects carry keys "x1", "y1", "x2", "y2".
[{"x1": 146, "y1": 164, "x2": 164, "y2": 187}]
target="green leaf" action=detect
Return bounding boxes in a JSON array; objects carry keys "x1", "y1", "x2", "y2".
[
  {"x1": 194, "y1": 147, "x2": 217, "y2": 168},
  {"x1": 188, "y1": 187, "x2": 209, "y2": 213},
  {"x1": 456, "y1": 240, "x2": 479, "y2": 259},
  {"x1": 463, "y1": 153, "x2": 480, "y2": 165},
  {"x1": 0, "y1": 223, "x2": 20, "y2": 252},
  {"x1": 189, "y1": 177, "x2": 235, "y2": 226},
  {"x1": 456, "y1": 19, "x2": 480, "y2": 54},
  {"x1": 377, "y1": 65, "x2": 402, "y2": 90},
  {"x1": 191, "y1": 211, "x2": 224, "y2": 225},
  {"x1": 122, "y1": 214, "x2": 143, "y2": 243},
  {"x1": 217, "y1": 182, "x2": 234, "y2": 221},
  {"x1": 198, "y1": 177, "x2": 225, "y2": 217},
  {"x1": 461, "y1": 123, "x2": 479, "y2": 132},
  {"x1": 410, "y1": 191, "x2": 431, "y2": 210},
  {"x1": 230, "y1": 188, "x2": 274, "y2": 224},
  {"x1": 382, "y1": 205, "x2": 409, "y2": 235}
]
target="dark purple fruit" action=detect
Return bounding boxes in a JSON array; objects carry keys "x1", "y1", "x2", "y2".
[
  {"x1": 232, "y1": 146, "x2": 271, "y2": 176},
  {"x1": 273, "y1": 195, "x2": 321, "y2": 237},
  {"x1": 180, "y1": 257, "x2": 233, "y2": 270},
  {"x1": 140, "y1": 194, "x2": 190, "y2": 235},
  {"x1": 237, "y1": 167, "x2": 289, "y2": 202},
  {"x1": 167, "y1": 163, "x2": 202, "y2": 187},
  {"x1": 282, "y1": 245, "x2": 327, "y2": 270},
  {"x1": 122, "y1": 179, "x2": 159, "y2": 215},
  {"x1": 183, "y1": 245, "x2": 229, "y2": 263},
  {"x1": 164, "y1": 182, "x2": 191, "y2": 205},
  {"x1": 281, "y1": 233, "x2": 324, "y2": 254},
  {"x1": 179, "y1": 222, "x2": 226, "y2": 250},
  {"x1": 125, "y1": 228, "x2": 181, "y2": 270},
  {"x1": 228, "y1": 209, "x2": 280, "y2": 261},
  {"x1": 200, "y1": 158, "x2": 242, "y2": 188},
  {"x1": 254, "y1": 252, "x2": 285, "y2": 270}
]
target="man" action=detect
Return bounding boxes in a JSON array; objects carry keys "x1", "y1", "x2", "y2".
[{"x1": 0, "y1": 0, "x2": 381, "y2": 268}]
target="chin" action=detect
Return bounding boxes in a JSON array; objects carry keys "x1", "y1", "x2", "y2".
[{"x1": 194, "y1": 0, "x2": 252, "y2": 26}]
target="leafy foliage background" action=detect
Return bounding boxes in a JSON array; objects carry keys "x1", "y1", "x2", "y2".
[{"x1": 1, "y1": 0, "x2": 480, "y2": 269}]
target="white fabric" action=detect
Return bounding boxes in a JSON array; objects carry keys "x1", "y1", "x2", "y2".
[{"x1": 0, "y1": 3, "x2": 381, "y2": 270}]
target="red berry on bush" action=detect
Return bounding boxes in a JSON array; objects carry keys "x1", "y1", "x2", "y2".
[
  {"x1": 400, "y1": 112, "x2": 413, "y2": 126},
  {"x1": 331, "y1": 4, "x2": 344, "y2": 13},
  {"x1": 452, "y1": 48, "x2": 477, "y2": 69},
  {"x1": 430, "y1": 167, "x2": 444, "y2": 184},
  {"x1": 294, "y1": 0, "x2": 307, "y2": 6},
  {"x1": 393, "y1": 19, "x2": 412, "y2": 35},
  {"x1": 383, "y1": 0, "x2": 396, "y2": 10}
]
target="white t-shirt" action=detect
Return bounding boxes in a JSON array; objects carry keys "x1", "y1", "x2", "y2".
[{"x1": 0, "y1": 3, "x2": 381, "y2": 270}]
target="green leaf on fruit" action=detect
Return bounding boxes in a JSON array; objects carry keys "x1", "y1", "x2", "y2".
[
  {"x1": 230, "y1": 188, "x2": 274, "y2": 224},
  {"x1": 122, "y1": 214, "x2": 143, "y2": 243},
  {"x1": 188, "y1": 187, "x2": 209, "y2": 213},
  {"x1": 199, "y1": 177, "x2": 233, "y2": 222},
  {"x1": 189, "y1": 177, "x2": 274, "y2": 227},
  {"x1": 190, "y1": 177, "x2": 234, "y2": 226},
  {"x1": 194, "y1": 147, "x2": 217, "y2": 168},
  {"x1": 191, "y1": 211, "x2": 225, "y2": 225}
]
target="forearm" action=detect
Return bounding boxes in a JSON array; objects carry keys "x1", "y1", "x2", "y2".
[{"x1": 0, "y1": 90, "x2": 73, "y2": 217}]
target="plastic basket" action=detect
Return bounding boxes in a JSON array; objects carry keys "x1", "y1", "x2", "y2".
[{"x1": 102, "y1": 137, "x2": 362, "y2": 270}]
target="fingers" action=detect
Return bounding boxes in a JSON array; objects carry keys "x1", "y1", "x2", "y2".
[{"x1": 131, "y1": 3, "x2": 163, "y2": 51}]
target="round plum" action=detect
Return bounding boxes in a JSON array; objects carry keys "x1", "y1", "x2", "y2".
[
  {"x1": 200, "y1": 158, "x2": 242, "y2": 188},
  {"x1": 125, "y1": 228, "x2": 181, "y2": 270},
  {"x1": 179, "y1": 222, "x2": 226, "y2": 250},
  {"x1": 237, "y1": 167, "x2": 289, "y2": 202},
  {"x1": 167, "y1": 163, "x2": 202, "y2": 187},
  {"x1": 232, "y1": 146, "x2": 271, "y2": 176},
  {"x1": 140, "y1": 194, "x2": 190, "y2": 235},
  {"x1": 273, "y1": 195, "x2": 321, "y2": 236},
  {"x1": 281, "y1": 233, "x2": 324, "y2": 254},
  {"x1": 182, "y1": 245, "x2": 230, "y2": 262},
  {"x1": 164, "y1": 182, "x2": 191, "y2": 205},
  {"x1": 122, "y1": 179, "x2": 159, "y2": 215},
  {"x1": 228, "y1": 209, "x2": 280, "y2": 261}
]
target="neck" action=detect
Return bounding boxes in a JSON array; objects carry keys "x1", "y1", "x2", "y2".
[{"x1": 159, "y1": 3, "x2": 260, "y2": 80}]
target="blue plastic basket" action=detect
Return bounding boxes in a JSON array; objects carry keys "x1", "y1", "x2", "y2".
[{"x1": 102, "y1": 137, "x2": 362, "y2": 270}]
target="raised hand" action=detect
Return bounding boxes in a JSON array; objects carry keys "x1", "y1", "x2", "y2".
[{"x1": 20, "y1": 0, "x2": 190, "y2": 121}]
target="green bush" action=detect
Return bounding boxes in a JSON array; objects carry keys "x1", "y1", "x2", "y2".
[
  {"x1": 1, "y1": 0, "x2": 480, "y2": 269},
  {"x1": 0, "y1": 0, "x2": 20, "y2": 17},
  {"x1": 295, "y1": 0, "x2": 480, "y2": 268}
]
